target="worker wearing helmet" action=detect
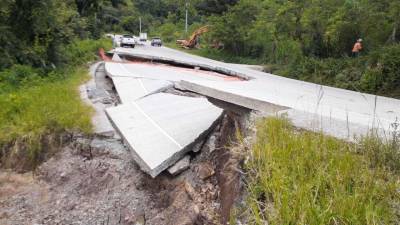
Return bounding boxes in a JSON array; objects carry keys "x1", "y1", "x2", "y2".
[{"x1": 352, "y1": 38, "x2": 363, "y2": 57}]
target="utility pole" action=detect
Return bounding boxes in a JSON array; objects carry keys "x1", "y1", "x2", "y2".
[
  {"x1": 139, "y1": 17, "x2": 142, "y2": 33},
  {"x1": 185, "y1": 0, "x2": 189, "y2": 33}
]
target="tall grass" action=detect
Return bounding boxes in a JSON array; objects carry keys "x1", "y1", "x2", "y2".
[
  {"x1": 246, "y1": 118, "x2": 399, "y2": 224},
  {"x1": 0, "y1": 68, "x2": 93, "y2": 169},
  {"x1": 0, "y1": 38, "x2": 111, "y2": 170}
]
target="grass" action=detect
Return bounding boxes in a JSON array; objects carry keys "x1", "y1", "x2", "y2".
[
  {"x1": 0, "y1": 38, "x2": 111, "y2": 170},
  {"x1": 246, "y1": 118, "x2": 400, "y2": 225},
  {"x1": 0, "y1": 67, "x2": 93, "y2": 169}
]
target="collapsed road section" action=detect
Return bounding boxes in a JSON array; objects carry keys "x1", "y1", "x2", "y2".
[
  {"x1": 114, "y1": 46, "x2": 400, "y2": 141},
  {"x1": 106, "y1": 93, "x2": 222, "y2": 177},
  {"x1": 103, "y1": 55, "x2": 243, "y2": 177},
  {"x1": 104, "y1": 45, "x2": 400, "y2": 178}
]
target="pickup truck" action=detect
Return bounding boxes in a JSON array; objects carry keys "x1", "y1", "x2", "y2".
[{"x1": 120, "y1": 34, "x2": 136, "y2": 48}]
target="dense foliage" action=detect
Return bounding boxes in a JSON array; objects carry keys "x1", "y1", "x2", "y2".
[
  {"x1": 202, "y1": 0, "x2": 400, "y2": 97},
  {"x1": 0, "y1": 0, "x2": 240, "y2": 72}
]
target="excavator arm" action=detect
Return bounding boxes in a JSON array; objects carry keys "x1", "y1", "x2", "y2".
[{"x1": 177, "y1": 26, "x2": 209, "y2": 49}]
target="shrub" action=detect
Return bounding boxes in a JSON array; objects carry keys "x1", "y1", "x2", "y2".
[
  {"x1": 63, "y1": 38, "x2": 112, "y2": 67},
  {"x1": 0, "y1": 65, "x2": 40, "y2": 93}
]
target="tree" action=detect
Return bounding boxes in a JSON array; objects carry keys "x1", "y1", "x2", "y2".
[{"x1": 196, "y1": 0, "x2": 238, "y2": 15}]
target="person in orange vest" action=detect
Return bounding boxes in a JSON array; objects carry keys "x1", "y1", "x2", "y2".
[{"x1": 352, "y1": 38, "x2": 363, "y2": 57}]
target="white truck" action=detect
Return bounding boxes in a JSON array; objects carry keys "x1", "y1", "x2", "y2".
[
  {"x1": 139, "y1": 33, "x2": 148, "y2": 42},
  {"x1": 120, "y1": 34, "x2": 136, "y2": 48}
]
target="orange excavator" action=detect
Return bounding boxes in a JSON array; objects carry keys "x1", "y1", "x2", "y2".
[{"x1": 177, "y1": 25, "x2": 209, "y2": 49}]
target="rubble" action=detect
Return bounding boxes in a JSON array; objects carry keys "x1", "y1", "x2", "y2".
[
  {"x1": 168, "y1": 155, "x2": 190, "y2": 176},
  {"x1": 197, "y1": 163, "x2": 215, "y2": 180}
]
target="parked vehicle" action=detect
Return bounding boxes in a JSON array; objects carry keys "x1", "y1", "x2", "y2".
[
  {"x1": 151, "y1": 37, "x2": 162, "y2": 47},
  {"x1": 120, "y1": 34, "x2": 136, "y2": 48},
  {"x1": 139, "y1": 33, "x2": 147, "y2": 42}
]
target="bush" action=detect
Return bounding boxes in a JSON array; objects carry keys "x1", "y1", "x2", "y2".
[
  {"x1": 365, "y1": 44, "x2": 400, "y2": 96},
  {"x1": 281, "y1": 44, "x2": 400, "y2": 98},
  {"x1": 0, "y1": 65, "x2": 42, "y2": 93},
  {"x1": 158, "y1": 23, "x2": 179, "y2": 42},
  {"x1": 63, "y1": 38, "x2": 112, "y2": 67}
]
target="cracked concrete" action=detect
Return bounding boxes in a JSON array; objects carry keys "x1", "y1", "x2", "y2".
[
  {"x1": 106, "y1": 93, "x2": 223, "y2": 177},
  {"x1": 111, "y1": 45, "x2": 400, "y2": 141}
]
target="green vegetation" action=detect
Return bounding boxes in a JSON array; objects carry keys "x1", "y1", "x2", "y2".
[
  {"x1": 0, "y1": 39, "x2": 111, "y2": 170},
  {"x1": 186, "y1": 0, "x2": 400, "y2": 98},
  {"x1": 246, "y1": 118, "x2": 400, "y2": 224},
  {"x1": 1, "y1": 0, "x2": 399, "y2": 223},
  {"x1": 3, "y1": 0, "x2": 398, "y2": 96},
  {"x1": 165, "y1": 42, "x2": 260, "y2": 64}
]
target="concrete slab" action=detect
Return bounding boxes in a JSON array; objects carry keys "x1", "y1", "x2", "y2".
[
  {"x1": 110, "y1": 46, "x2": 400, "y2": 140},
  {"x1": 180, "y1": 79, "x2": 399, "y2": 140},
  {"x1": 168, "y1": 155, "x2": 190, "y2": 175},
  {"x1": 105, "y1": 93, "x2": 223, "y2": 177},
  {"x1": 105, "y1": 61, "x2": 240, "y2": 82},
  {"x1": 111, "y1": 76, "x2": 172, "y2": 103},
  {"x1": 112, "y1": 53, "x2": 123, "y2": 62}
]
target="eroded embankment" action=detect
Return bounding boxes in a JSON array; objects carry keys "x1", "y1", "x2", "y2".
[
  {"x1": 0, "y1": 114, "x2": 253, "y2": 225},
  {"x1": 0, "y1": 59, "x2": 256, "y2": 225}
]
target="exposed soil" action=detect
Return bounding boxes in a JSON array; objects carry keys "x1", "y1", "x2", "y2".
[
  {"x1": 0, "y1": 61, "x2": 255, "y2": 225},
  {"x1": 0, "y1": 112, "x2": 251, "y2": 225}
]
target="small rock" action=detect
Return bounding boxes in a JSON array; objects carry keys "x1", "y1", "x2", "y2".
[
  {"x1": 205, "y1": 134, "x2": 218, "y2": 153},
  {"x1": 197, "y1": 163, "x2": 215, "y2": 180},
  {"x1": 74, "y1": 138, "x2": 91, "y2": 150},
  {"x1": 184, "y1": 181, "x2": 197, "y2": 201},
  {"x1": 97, "y1": 130, "x2": 115, "y2": 138},
  {"x1": 87, "y1": 88, "x2": 109, "y2": 100},
  {"x1": 168, "y1": 155, "x2": 190, "y2": 175},
  {"x1": 101, "y1": 97, "x2": 113, "y2": 104},
  {"x1": 192, "y1": 141, "x2": 204, "y2": 153}
]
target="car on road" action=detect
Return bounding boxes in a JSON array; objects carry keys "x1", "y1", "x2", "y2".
[
  {"x1": 120, "y1": 34, "x2": 136, "y2": 48},
  {"x1": 151, "y1": 37, "x2": 162, "y2": 47}
]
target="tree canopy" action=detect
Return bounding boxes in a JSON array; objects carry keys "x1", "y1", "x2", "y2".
[{"x1": 1, "y1": 0, "x2": 400, "y2": 97}]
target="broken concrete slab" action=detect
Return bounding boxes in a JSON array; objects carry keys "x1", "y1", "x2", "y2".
[
  {"x1": 111, "y1": 76, "x2": 172, "y2": 104},
  {"x1": 105, "y1": 61, "x2": 241, "y2": 82},
  {"x1": 113, "y1": 47, "x2": 251, "y2": 80},
  {"x1": 179, "y1": 80, "x2": 288, "y2": 114},
  {"x1": 112, "y1": 53, "x2": 123, "y2": 62},
  {"x1": 105, "y1": 93, "x2": 223, "y2": 177},
  {"x1": 180, "y1": 79, "x2": 400, "y2": 141},
  {"x1": 168, "y1": 155, "x2": 190, "y2": 176},
  {"x1": 113, "y1": 46, "x2": 400, "y2": 141}
]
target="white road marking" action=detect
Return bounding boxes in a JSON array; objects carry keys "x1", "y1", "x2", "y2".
[{"x1": 132, "y1": 101, "x2": 183, "y2": 149}]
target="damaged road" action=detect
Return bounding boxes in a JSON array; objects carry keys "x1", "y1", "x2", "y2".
[{"x1": 0, "y1": 58, "x2": 254, "y2": 225}]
